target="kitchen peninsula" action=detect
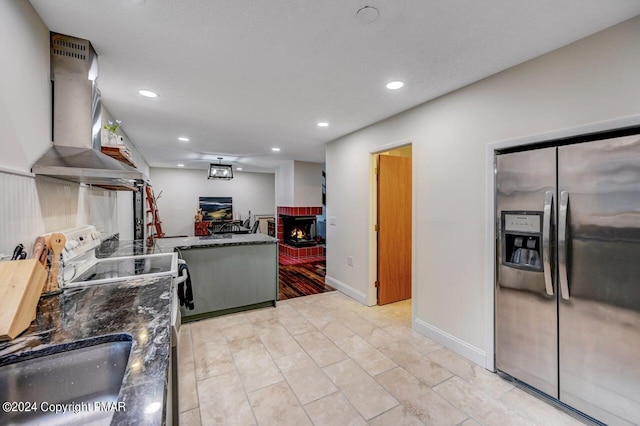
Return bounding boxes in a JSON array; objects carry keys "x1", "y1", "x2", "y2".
[{"x1": 154, "y1": 233, "x2": 278, "y2": 321}]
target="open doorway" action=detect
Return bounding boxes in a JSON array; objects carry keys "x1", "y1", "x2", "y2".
[{"x1": 373, "y1": 145, "x2": 412, "y2": 305}]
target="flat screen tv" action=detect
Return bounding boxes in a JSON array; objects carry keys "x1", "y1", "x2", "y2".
[{"x1": 199, "y1": 197, "x2": 233, "y2": 221}]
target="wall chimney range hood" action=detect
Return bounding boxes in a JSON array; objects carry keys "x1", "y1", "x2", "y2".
[{"x1": 31, "y1": 33, "x2": 148, "y2": 191}]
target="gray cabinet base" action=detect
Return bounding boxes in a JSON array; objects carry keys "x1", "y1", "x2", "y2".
[{"x1": 179, "y1": 243, "x2": 278, "y2": 321}]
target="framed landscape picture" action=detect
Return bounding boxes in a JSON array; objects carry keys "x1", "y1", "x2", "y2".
[{"x1": 199, "y1": 197, "x2": 233, "y2": 221}]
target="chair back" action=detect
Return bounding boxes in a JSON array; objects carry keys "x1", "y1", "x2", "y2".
[{"x1": 220, "y1": 222, "x2": 240, "y2": 233}]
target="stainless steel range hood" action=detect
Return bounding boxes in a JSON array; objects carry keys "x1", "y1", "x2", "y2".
[
  {"x1": 33, "y1": 146, "x2": 145, "y2": 190},
  {"x1": 31, "y1": 33, "x2": 147, "y2": 191}
]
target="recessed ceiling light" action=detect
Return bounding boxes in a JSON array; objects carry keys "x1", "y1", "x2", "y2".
[
  {"x1": 138, "y1": 89, "x2": 158, "y2": 98},
  {"x1": 386, "y1": 81, "x2": 404, "y2": 90},
  {"x1": 272, "y1": 147, "x2": 281, "y2": 152},
  {"x1": 237, "y1": 167, "x2": 243, "y2": 171},
  {"x1": 177, "y1": 164, "x2": 184, "y2": 167},
  {"x1": 178, "y1": 137, "x2": 189, "y2": 142},
  {"x1": 317, "y1": 122, "x2": 329, "y2": 127}
]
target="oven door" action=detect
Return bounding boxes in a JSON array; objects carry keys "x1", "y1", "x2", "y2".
[
  {"x1": 169, "y1": 264, "x2": 187, "y2": 426},
  {"x1": 171, "y1": 278, "x2": 182, "y2": 346}
]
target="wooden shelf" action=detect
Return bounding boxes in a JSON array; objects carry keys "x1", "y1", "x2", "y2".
[{"x1": 101, "y1": 145, "x2": 136, "y2": 168}]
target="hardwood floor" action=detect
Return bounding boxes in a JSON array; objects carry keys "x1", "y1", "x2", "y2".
[{"x1": 278, "y1": 261, "x2": 334, "y2": 300}]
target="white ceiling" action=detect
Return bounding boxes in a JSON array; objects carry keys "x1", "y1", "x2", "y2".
[{"x1": 29, "y1": 0, "x2": 640, "y2": 173}]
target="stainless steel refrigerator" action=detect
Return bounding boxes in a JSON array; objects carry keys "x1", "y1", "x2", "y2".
[{"x1": 495, "y1": 132, "x2": 640, "y2": 426}]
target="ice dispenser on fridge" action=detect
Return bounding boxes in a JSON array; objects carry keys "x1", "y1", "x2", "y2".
[{"x1": 501, "y1": 212, "x2": 542, "y2": 270}]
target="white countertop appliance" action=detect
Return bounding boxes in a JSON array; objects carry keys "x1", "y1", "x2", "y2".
[{"x1": 45, "y1": 225, "x2": 178, "y2": 288}]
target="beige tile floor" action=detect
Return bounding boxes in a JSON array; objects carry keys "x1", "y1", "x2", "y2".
[{"x1": 177, "y1": 291, "x2": 586, "y2": 426}]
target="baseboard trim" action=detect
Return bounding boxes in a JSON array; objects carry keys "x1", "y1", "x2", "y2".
[
  {"x1": 413, "y1": 318, "x2": 487, "y2": 368},
  {"x1": 325, "y1": 275, "x2": 369, "y2": 305}
]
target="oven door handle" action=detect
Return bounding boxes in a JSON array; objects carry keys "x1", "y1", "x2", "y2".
[{"x1": 175, "y1": 259, "x2": 188, "y2": 284}]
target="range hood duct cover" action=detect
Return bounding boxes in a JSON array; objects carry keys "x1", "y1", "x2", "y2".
[{"x1": 31, "y1": 33, "x2": 148, "y2": 190}]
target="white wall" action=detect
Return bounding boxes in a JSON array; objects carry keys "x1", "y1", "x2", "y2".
[
  {"x1": 293, "y1": 161, "x2": 323, "y2": 207},
  {"x1": 0, "y1": 1, "x2": 119, "y2": 256},
  {"x1": 149, "y1": 168, "x2": 275, "y2": 237},
  {"x1": 275, "y1": 161, "x2": 294, "y2": 206},
  {"x1": 275, "y1": 160, "x2": 323, "y2": 207},
  {"x1": 0, "y1": 0, "x2": 50, "y2": 171},
  {"x1": 326, "y1": 16, "x2": 640, "y2": 369},
  {"x1": 0, "y1": 171, "x2": 119, "y2": 256}
]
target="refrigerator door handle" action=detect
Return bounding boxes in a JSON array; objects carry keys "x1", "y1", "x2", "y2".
[
  {"x1": 542, "y1": 191, "x2": 554, "y2": 296},
  {"x1": 559, "y1": 191, "x2": 570, "y2": 300}
]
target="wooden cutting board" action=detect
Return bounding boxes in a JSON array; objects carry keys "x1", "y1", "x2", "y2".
[{"x1": 0, "y1": 259, "x2": 47, "y2": 341}]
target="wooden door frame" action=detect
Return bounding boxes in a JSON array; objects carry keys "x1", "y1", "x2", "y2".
[{"x1": 368, "y1": 139, "x2": 414, "y2": 312}]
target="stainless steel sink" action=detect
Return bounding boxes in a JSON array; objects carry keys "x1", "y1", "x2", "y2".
[{"x1": 0, "y1": 335, "x2": 132, "y2": 425}]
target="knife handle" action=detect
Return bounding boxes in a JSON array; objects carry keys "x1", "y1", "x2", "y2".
[
  {"x1": 11, "y1": 244, "x2": 24, "y2": 261},
  {"x1": 33, "y1": 237, "x2": 49, "y2": 266},
  {"x1": 39, "y1": 246, "x2": 49, "y2": 266}
]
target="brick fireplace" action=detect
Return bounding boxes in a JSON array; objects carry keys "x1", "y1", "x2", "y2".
[{"x1": 277, "y1": 206, "x2": 324, "y2": 264}]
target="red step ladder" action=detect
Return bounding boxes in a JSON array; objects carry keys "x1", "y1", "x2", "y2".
[{"x1": 146, "y1": 186, "x2": 165, "y2": 243}]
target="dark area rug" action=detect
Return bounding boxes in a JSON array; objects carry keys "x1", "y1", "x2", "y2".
[{"x1": 278, "y1": 261, "x2": 334, "y2": 300}]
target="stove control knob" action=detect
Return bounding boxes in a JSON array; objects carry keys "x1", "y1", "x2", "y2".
[{"x1": 65, "y1": 242, "x2": 74, "y2": 251}]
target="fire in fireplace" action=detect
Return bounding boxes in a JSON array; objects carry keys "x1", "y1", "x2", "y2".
[{"x1": 281, "y1": 215, "x2": 317, "y2": 247}]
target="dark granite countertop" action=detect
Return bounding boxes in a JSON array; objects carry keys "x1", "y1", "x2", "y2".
[
  {"x1": 0, "y1": 276, "x2": 173, "y2": 425},
  {"x1": 94, "y1": 234, "x2": 278, "y2": 258},
  {"x1": 154, "y1": 234, "x2": 278, "y2": 250}
]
